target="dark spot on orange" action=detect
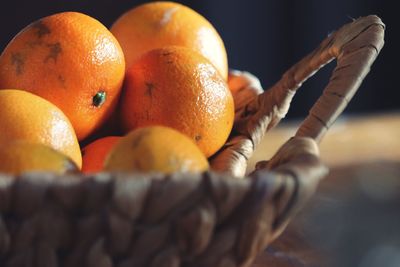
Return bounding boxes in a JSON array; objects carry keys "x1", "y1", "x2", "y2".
[
  {"x1": 58, "y1": 75, "x2": 66, "y2": 87},
  {"x1": 26, "y1": 40, "x2": 42, "y2": 48},
  {"x1": 237, "y1": 85, "x2": 246, "y2": 92},
  {"x1": 195, "y1": 135, "x2": 202, "y2": 142},
  {"x1": 32, "y1": 20, "x2": 51, "y2": 38},
  {"x1": 44, "y1": 42, "x2": 62, "y2": 63},
  {"x1": 145, "y1": 82, "x2": 155, "y2": 97},
  {"x1": 162, "y1": 51, "x2": 173, "y2": 56},
  {"x1": 11, "y1": 53, "x2": 25, "y2": 75},
  {"x1": 131, "y1": 129, "x2": 151, "y2": 149},
  {"x1": 166, "y1": 60, "x2": 173, "y2": 64}
]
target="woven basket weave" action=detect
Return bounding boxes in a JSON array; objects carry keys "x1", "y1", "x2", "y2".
[{"x1": 0, "y1": 15, "x2": 384, "y2": 267}]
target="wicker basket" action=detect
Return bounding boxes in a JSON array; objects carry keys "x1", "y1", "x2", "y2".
[{"x1": 0, "y1": 15, "x2": 384, "y2": 267}]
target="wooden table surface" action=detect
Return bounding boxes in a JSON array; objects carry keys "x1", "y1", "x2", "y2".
[{"x1": 249, "y1": 112, "x2": 400, "y2": 267}]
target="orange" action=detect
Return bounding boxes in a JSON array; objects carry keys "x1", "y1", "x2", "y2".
[
  {"x1": 110, "y1": 1, "x2": 228, "y2": 80},
  {"x1": 0, "y1": 141, "x2": 78, "y2": 175},
  {"x1": 81, "y1": 136, "x2": 120, "y2": 174},
  {"x1": 0, "y1": 12, "x2": 125, "y2": 140},
  {"x1": 120, "y1": 46, "x2": 234, "y2": 157},
  {"x1": 0, "y1": 89, "x2": 82, "y2": 168},
  {"x1": 104, "y1": 126, "x2": 209, "y2": 174}
]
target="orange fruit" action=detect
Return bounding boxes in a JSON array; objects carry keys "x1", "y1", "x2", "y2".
[
  {"x1": 0, "y1": 89, "x2": 82, "y2": 168},
  {"x1": 120, "y1": 46, "x2": 234, "y2": 157},
  {"x1": 110, "y1": 1, "x2": 228, "y2": 80},
  {"x1": 0, "y1": 12, "x2": 125, "y2": 140},
  {"x1": 81, "y1": 136, "x2": 120, "y2": 174},
  {"x1": 0, "y1": 141, "x2": 78, "y2": 175},
  {"x1": 104, "y1": 126, "x2": 209, "y2": 174}
]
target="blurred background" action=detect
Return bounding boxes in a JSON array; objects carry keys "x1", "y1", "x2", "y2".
[{"x1": 0, "y1": 0, "x2": 397, "y2": 119}]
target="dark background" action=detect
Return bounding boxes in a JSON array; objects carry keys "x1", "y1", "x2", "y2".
[{"x1": 0, "y1": 0, "x2": 397, "y2": 120}]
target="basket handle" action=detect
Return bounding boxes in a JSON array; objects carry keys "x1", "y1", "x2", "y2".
[
  {"x1": 267, "y1": 15, "x2": 385, "y2": 142},
  {"x1": 211, "y1": 15, "x2": 385, "y2": 177},
  {"x1": 257, "y1": 15, "x2": 385, "y2": 171},
  {"x1": 254, "y1": 15, "x2": 385, "y2": 170},
  {"x1": 251, "y1": 15, "x2": 385, "y2": 242}
]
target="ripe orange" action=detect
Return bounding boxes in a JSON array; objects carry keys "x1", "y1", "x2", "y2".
[
  {"x1": 81, "y1": 136, "x2": 120, "y2": 174},
  {"x1": 0, "y1": 141, "x2": 78, "y2": 175},
  {"x1": 110, "y1": 1, "x2": 228, "y2": 80},
  {"x1": 104, "y1": 126, "x2": 209, "y2": 174},
  {"x1": 120, "y1": 46, "x2": 234, "y2": 157},
  {"x1": 0, "y1": 12, "x2": 125, "y2": 140},
  {"x1": 0, "y1": 89, "x2": 82, "y2": 168}
]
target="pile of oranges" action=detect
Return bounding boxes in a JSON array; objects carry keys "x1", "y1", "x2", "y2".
[{"x1": 0, "y1": 1, "x2": 236, "y2": 175}]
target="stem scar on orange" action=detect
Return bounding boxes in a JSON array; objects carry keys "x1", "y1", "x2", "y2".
[
  {"x1": 0, "y1": 12, "x2": 125, "y2": 141},
  {"x1": 120, "y1": 46, "x2": 234, "y2": 158},
  {"x1": 110, "y1": 1, "x2": 228, "y2": 80}
]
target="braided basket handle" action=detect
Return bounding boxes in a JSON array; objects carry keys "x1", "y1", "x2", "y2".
[
  {"x1": 260, "y1": 15, "x2": 385, "y2": 164},
  {"x1": 292, "y1": 15, "x2": 385, "y2": 141},
  {"x1": 209, "y1": 15, "x2": 385, "y2": 244},
  {"x1": 248, "y1": 15, "x2": 385, "y2": 142},
  {"x1": 252, "y1": 14, "x2": 385, "y2": 245},
  {"x1": 211, "y1": 15, "x2": 385, "y2": 177}
]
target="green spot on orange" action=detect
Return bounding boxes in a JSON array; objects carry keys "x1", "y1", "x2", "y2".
[{"x1": 92, "y1": 91, "x2": 106, "y2": 107}]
